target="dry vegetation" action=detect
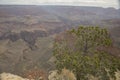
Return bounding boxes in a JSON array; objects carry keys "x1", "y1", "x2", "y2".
[
  {"x1": 23, "y1": 68, "x2": 47, "y2": 80},
  {"x1": 48, "y1": 68, "x2": 76, "y2": 80}
]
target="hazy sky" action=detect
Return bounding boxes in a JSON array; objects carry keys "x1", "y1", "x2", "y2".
[{"x1": 0, "y1": 0, "x2": 119, "y2": 9}]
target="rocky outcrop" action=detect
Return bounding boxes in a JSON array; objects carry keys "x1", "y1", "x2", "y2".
[{"x1": 0, "y1": 73, "x2": 30, "y2": 80}]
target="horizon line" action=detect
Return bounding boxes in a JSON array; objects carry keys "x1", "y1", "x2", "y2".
[{"x1": 0, "y1": 4, "x2": 119, "y2": 9}]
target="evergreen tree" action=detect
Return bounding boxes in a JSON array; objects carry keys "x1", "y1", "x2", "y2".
[{"x1": 53, "y1": 26, "x2": 120, "y2": 80}]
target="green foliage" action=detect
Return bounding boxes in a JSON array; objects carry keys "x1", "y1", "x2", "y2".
[{"x1": 53, "y1": 26, "x2": 120, "y2": 80}]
